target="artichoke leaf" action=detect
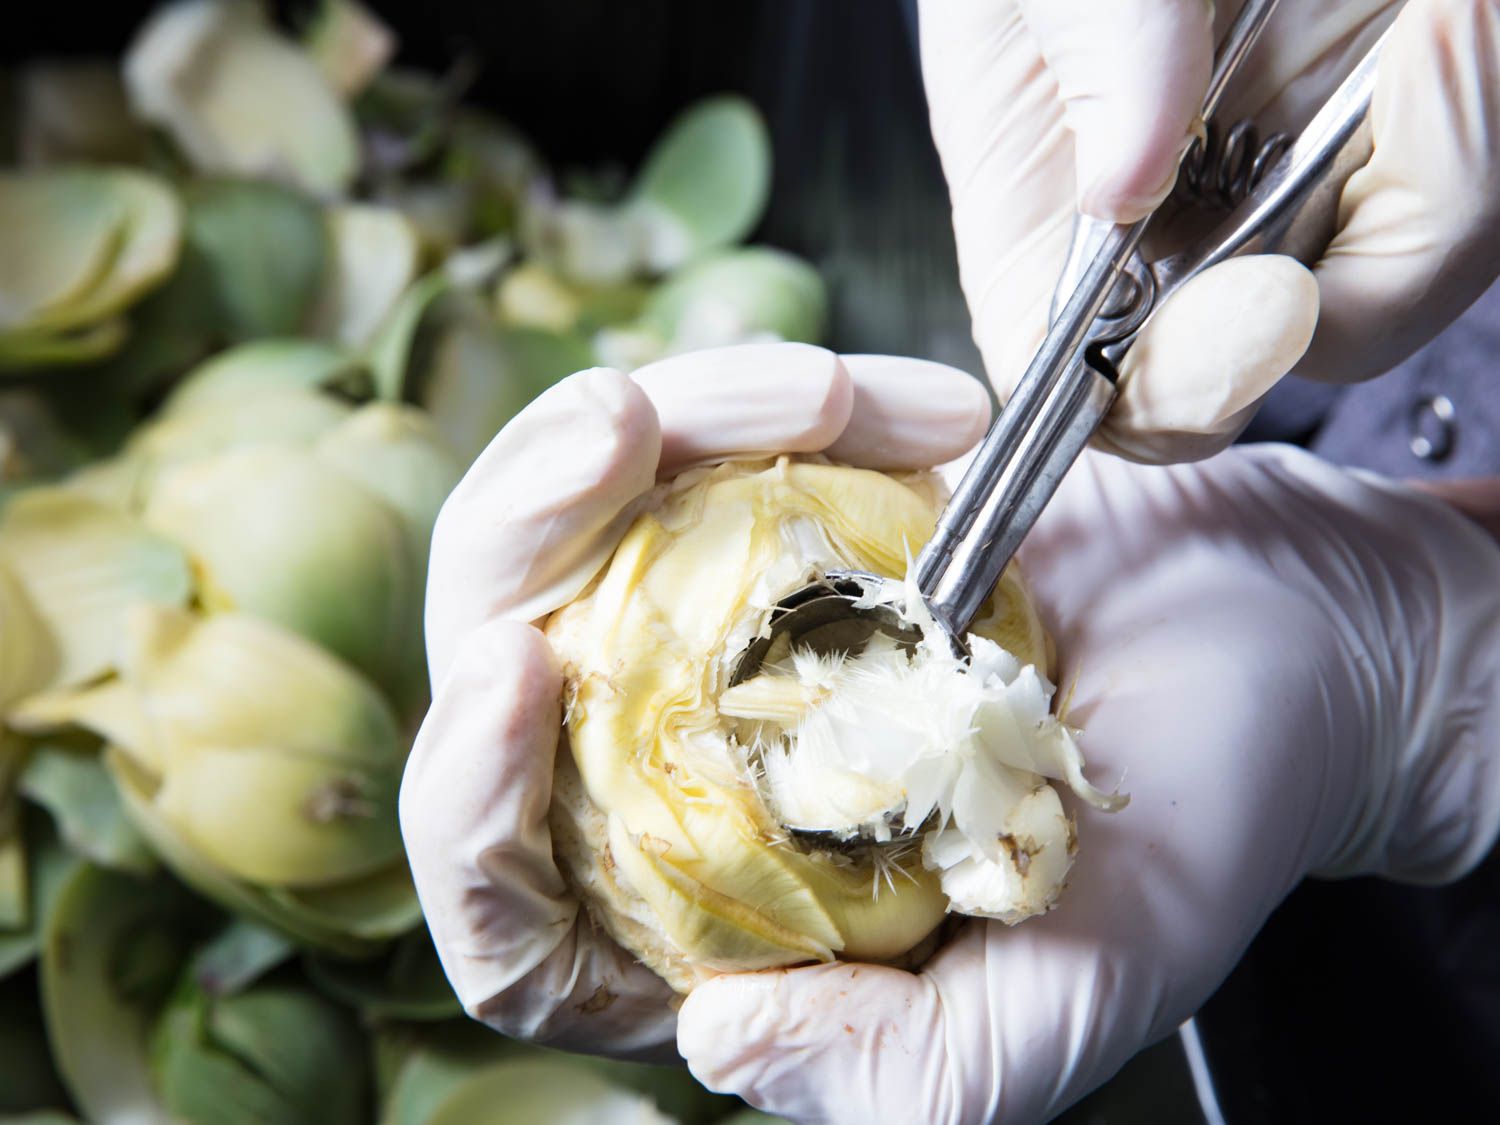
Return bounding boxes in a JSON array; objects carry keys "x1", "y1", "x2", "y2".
[
  {"x1": 0, "y1": 560, "x2": 58, "y2": 711},
  {"x1": 424, "y1": 1058, "x2": 676, "y2": 1125},
  {"x1": 188, "y1": 917, "x2": 295, "y2": 997},
  {"x1": 143, "y1": 446, "x2": 421, "y2": 701},
  {"x1": 0, "y1": 487, "x2": 192, "y2": 692},
  {"x1": 18, "y1": 743, "x2": 155, "y2": 874},
  {"x1": 304, "y1": 926, "x2": 459, "y2": 1021},
  {"x1": 39, "y1": 863, "x2": 180, "y2": 1124},
  {"x1": 0, "y1": 171, "x2": 128, "y2": 332},
  {"x1": 111, "y1": 747, "x2": 411, "y2": 955},
  {"x1": 152, "y1": 979, "x2": 370, "y2": 1125},
  {"x1": 162, "y1": 339, "x2": 370, "y2": 415},
  {"x1": 308, "y1": 204, "x2": 422, "y2": 348},
  {"x1": 628, "y1": 96, "x2": 771, "y2": 271},
  {"x1": 304, "y1": 0, "x2": 395, "y2": 98},
  {"x1": 125, "y1": 0, "x2": 360, "y2": 194}
]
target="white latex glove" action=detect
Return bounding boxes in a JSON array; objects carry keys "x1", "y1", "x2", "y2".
[
  {"x1": 401, "y1": 342, "x2": 992, "y2": 1057},
  {"x1": 676, "y1": 443, "x2": 1500, "y2": 1123},
  {"x1": 920, "y1": 0, "x2": 1500, "y2": 462}
]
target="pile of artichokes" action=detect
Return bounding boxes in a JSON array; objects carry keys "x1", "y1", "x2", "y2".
[{"x1": 0, "y1": 1, "x2": 818, "y2": 1120}]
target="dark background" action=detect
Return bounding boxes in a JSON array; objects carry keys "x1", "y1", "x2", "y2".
[{"x1": 10, "y1": 2, "x2": 1500, "y2": 1122}]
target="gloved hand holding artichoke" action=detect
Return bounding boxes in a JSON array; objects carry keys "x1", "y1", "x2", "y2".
[{"x1": 404, "y1": 340, "x2": 1123, "y2": 1043}]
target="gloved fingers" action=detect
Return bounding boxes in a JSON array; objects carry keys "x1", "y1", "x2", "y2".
[
  {"x1": 633, "y1": 343, "x2": 855, "y2": 475},
  {"x1": 425, "y1": 367, "x2": 661, "y2": 682},
  {"x1": 678, "y1": 961, "x2": 960, "y2": 1125},
  {"x1": 636, "y1": 343, "x2": 993, "y2": 474},
  {"x1": 822, "y1": 354, "x2": 991, "y2": 470},
  {"x1": 1094, "y1": 254, "x2": 1320, "y2": 463},
  {"x1": 400, "y1": 618, "x2": 676, "y2": 1052},
  {"x1": 1014, "y1": 0, "x2": 1213, "y2": 220},
  {"x1": 1294, "y1": 0, "x2": 1500, "y2": 384}
]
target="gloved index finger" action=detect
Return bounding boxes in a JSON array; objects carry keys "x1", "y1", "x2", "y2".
[{"x1": 424, "y1": 367, "x2": 661, "y2": 686}]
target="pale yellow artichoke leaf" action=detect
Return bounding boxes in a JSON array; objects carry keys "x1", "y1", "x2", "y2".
[
  {"x1": 307, "y1": 204, "x2": 423, "y2": 348},
  {"x1": 8, "y1": 681, "x2": 157, "y2": 772},
  {"x1": 42, "y1": 170, "x2": 184, "y2": 332},
  {"x1": 0, "y1": 171, "x2": 127, "y2": 332},
  {"x1": 143, "y1": 446, "x2": 421, "y2": 701},
  {"x1": 63, "y1": 455, "x2": 151, "y2": 514},
  {"x1": 0, "y1": 559, "x2": 58, "y2": 711},
  {"x1": 305, "y1": 0, "x2": 396, "y2": 99},
  {"x1": 103, "y1": 605, "x2": 404, "y2": 774},
  {"x1": 125, "y1": 0, "x2": 360, "y2": 195},
  {"x1": 160, "y1": 339, "x2": 370, "y2": 416},
  {"x1": 0, "y1": 487, "x2": 192, "y2": 691}
]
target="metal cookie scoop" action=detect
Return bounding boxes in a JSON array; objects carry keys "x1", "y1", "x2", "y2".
[{"x1": 736, "y1": 0, "x2": 1390, "y2": 840}]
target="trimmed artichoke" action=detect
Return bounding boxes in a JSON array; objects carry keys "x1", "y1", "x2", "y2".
[{"x1": 545, "y1": 456, "x2": 1117, "y2": 992}]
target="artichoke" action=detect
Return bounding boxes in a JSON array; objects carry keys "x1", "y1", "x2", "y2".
[{"x1": 547, "y1": 457, "x2": 1121, "y2": 992}]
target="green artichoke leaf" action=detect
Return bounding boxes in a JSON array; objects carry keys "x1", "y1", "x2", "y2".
[
  {"x1": 162, "y1": 339, "x2": 371, "y2": 415},
  {"x1": 424, "y1": 1058, "x2": 679, "y2": 1125},
  {"x1": 411, "y1": 294, "x2": 592, "y2": 465},
  {"x1": 0, "y1": 486, "x2": 193, "y2": 694},
  {"x1": 313, "y1": 402, "x2": 462, "y2": 566},
  {"x1": 628, "y1": 95, "x2": 772, "y2": 271},
  {"x1": 188, "y1": 917, "x2": 295, "y2": 997},
  {"x1": 638, "y1": 247, "x2": 826, "y2": 350},
  {"x1": 177, "y1": 178, "x2": 330, "y2": 341},
  {"x1": 18, "y1": 743, "x2": 155, "y2": 874},
  {"x1": 125, "y1": 0, "x2": 360, "y2": 195},
  {"x1": 144, "y1": 445, "x2": 422, "y2": 703},
  {"x1": 304, "y1": 0, "x2": 396, "y2": 99},
  {"x1": 152, "y1": 979, "x2": 370, "y2": 1125},
  {"x1": 125, "y1": 387, "x2": 353, "y2": 503},
  {"x1": 0, "y1": 168, "x2": 182, "y2": 368},
  {"x1": 365, "y1": 271, "x2": 451, "y2": 401},
  {"x1": 305, "y1": 925, "x2": 459, "y2": 1021},
  {"x1": 308, "y1": 204, "x2": 423, "y2": 348},
  {"x1": 38, "y1": 862, "x2": 182, "y2": 1124},
  {"x1": 0, "y1": 319, "x2": 130, "y2": 374},
  {"x1": 46, "y1": 170, "x2": 184, "y2": 334},
  {"x1": 16, "y1": 61, "x2": 151, "y2": 167}
]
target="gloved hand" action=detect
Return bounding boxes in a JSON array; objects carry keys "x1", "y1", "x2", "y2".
[
  {"x1": 400, "y1": 342, "x2": 992, "y2": 1057},
  {"x1": 920, "y1": 0, "x2": 1500, "y2": 462},
  {"x1": 676, "y1": 442, "x2": 1500, "y2": 1123}
]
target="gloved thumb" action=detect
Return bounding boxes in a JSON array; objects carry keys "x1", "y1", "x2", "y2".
[
  {"x1": 1016, "y1": 0, "x2": 1214, "y2": 220},
  {"x1": 678, "y1": 963, "x2": 955, "y2": 1125},
  {"x1": 1094, "y1": 254, "x2": 1320, "y2": 463}
]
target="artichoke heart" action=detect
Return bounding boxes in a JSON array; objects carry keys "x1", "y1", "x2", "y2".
[{"x1": 546, "y1": 456, "x2": 1123, "y2": 992}]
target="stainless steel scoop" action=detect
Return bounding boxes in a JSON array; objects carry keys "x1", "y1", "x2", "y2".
[{"x1": 735, "y1": 0, "x2": 1390, "y2": 840}]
